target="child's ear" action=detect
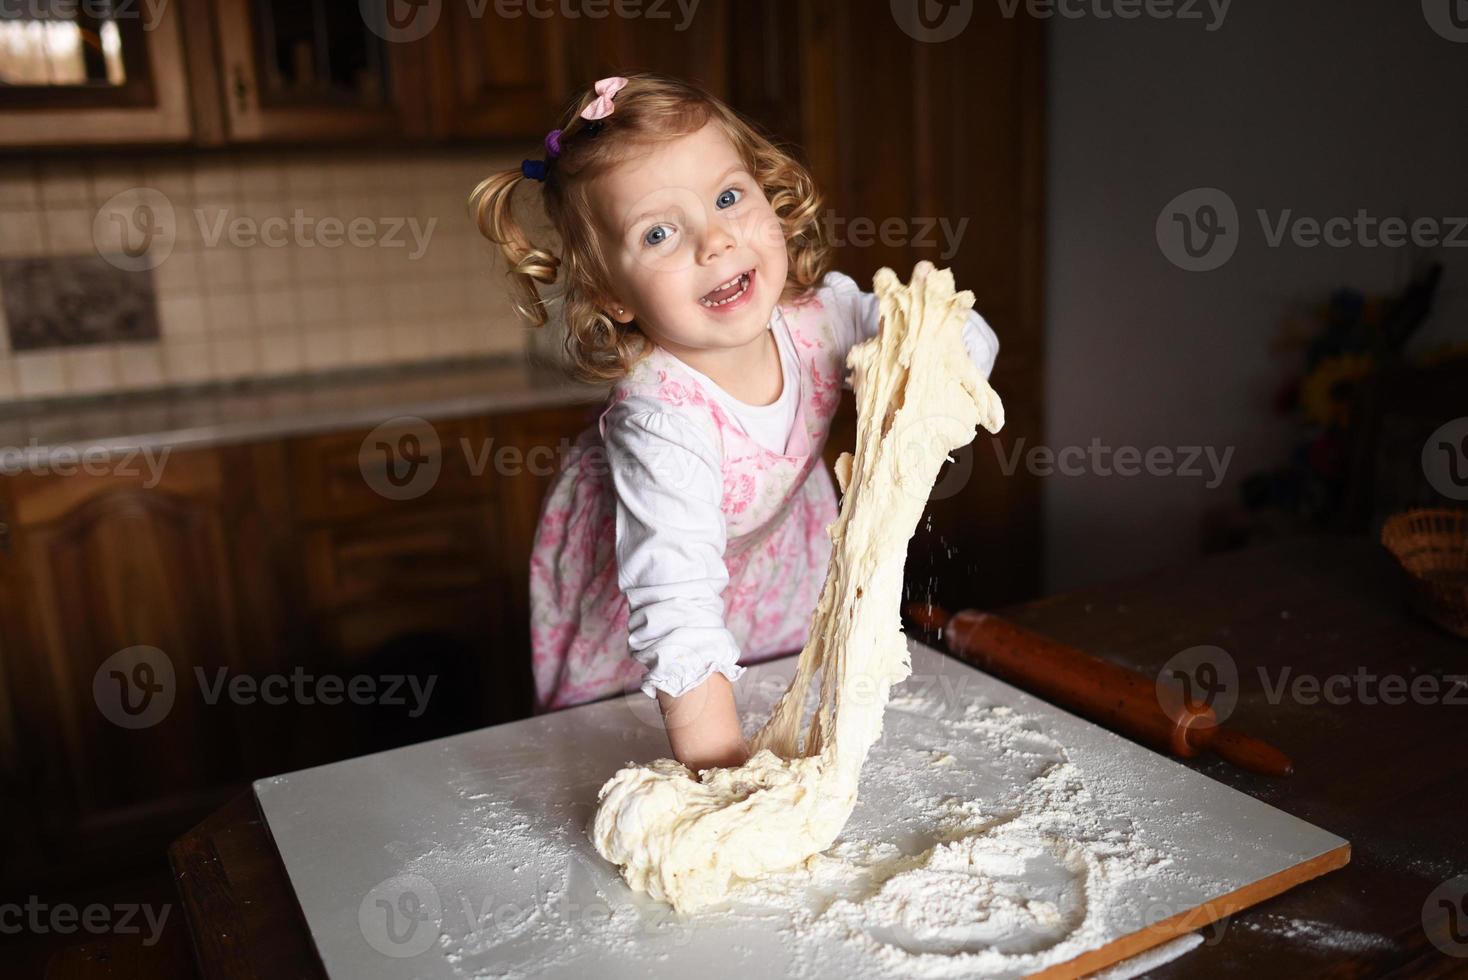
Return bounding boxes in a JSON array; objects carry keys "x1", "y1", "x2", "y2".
[{"x1": 605, "y1": 300, "x2": 635, "y2": 324}]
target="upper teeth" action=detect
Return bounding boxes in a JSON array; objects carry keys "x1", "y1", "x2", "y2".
[{"x1": 700, "y1": 273, "x2": 749, "y2": 307}]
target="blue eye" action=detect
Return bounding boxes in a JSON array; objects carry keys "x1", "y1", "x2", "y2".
[
  {"x1": 643, "y1": 224, "x2": 672, "y2": 247},
  {"x1": 716, "y1": 187, "x2": 742, "y2": 209}
]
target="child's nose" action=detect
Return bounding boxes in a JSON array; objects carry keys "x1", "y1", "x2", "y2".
[{"x1": 701, "y1": 223, "x2": 736, "y2": 262}]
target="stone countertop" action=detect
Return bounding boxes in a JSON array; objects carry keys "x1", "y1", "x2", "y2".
[{"x1": 0, "y1": 356, "x2": 609, "y2": 470}]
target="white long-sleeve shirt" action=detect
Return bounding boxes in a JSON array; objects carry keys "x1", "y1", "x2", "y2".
[{"x1": 603, "y1": 271, "x2": 999, "y2": 699}]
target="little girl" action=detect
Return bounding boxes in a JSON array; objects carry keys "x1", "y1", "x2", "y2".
[{"x1": 471, "y1": 73, "x2": 998, "y2": 773}]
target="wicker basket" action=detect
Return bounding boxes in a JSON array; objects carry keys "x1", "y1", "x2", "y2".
[{"x1": 1381, "y1": 508, "x2": 1468, "y2": 640}]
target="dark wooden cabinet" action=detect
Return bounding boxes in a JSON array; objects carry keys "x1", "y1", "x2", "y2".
[
  {"x1": 208, "y1": 0, "x2": 431, "y2": 143},
  {"x1": 424, "y1": 1, "x2": 570, "y2": 139},
  {"x1": 555, "y1": 3, "x2": 730, "y2": 99},
  {"x1": 290, "y1": 412, "x2": 521, "y2": 729},
  {"x1": 0, "y1": 442, "x2": 295, "y2": 887},
  {"x1": 423, "y1": 0, "x2": 734, "y2": 139},
  {"x1": 0, "y1": 0, "x2": 744, "y2": 148},
  {"x1": 0, "y1": 0, "x2": 426, "y2": 147},
  {"x1": 0, "y1": 0, "x2": 193, "y2": 145},
  {"x1": 0, "y1": 401, "x2": 601, "y2": 891}
]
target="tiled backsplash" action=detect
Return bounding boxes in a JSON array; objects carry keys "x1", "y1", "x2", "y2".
[{"x1": 0, "y1": 148, "x2": 534, "y2": 404}]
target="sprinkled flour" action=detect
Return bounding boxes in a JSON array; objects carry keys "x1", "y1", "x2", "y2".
[
  {"x1": 400, "y1": 673, "x2": 1224, "y2": 980},
  {"x1": 711, "y1": 693, "x2": 1177, "y2": 978},
  {"x1": 1234, "y1": 913, "x2": 1395, "y2": 954}
]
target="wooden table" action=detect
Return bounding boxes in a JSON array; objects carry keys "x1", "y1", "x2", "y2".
[{"x1": 167, "y1": 534, "x2": 1468, "y2": 978}]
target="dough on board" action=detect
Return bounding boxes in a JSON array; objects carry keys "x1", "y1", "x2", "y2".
[{"x1": 591, "y1": 262, "x2": 1006, "y2": 913}]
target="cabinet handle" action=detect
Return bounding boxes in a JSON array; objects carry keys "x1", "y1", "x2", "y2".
[{"x1": 233, "y1": 66, "x2": 251, "y2": 114}]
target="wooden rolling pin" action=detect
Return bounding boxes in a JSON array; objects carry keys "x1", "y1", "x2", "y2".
[{"x1": 906, "y1": 604, "x2": 1294, "y2": 777}]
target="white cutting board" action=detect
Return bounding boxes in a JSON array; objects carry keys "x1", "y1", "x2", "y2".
[{"x1": 254, "y1": 640, "x2": 1349, "y2": 980}]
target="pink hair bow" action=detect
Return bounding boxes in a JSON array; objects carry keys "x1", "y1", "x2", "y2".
[{"x1": 580, "y1": 76, "x2": 628, "y2": 121}]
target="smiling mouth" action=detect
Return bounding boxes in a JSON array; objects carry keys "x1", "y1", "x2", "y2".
[{"x1": 699, "y1": 270, "x2": 753, "y2": 308}]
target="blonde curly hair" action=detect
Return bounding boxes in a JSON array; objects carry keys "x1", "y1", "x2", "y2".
[{"x1": 468, "y1": 72, "x2": 831, "y2": 385}]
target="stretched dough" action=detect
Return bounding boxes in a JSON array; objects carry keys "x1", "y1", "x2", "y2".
[{"x1": 591, "y1": 262, "x2": 1005, "y2": 913}]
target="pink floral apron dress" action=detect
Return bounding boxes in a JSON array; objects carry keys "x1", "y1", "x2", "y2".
[{"x1": 529, "y1": 294, "x2": 847, "y2": 713}]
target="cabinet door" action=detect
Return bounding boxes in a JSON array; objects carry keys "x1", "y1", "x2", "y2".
[
  {"x1": 211, "y1": 0, "x2": 428, "y2": 142},
  {"x1": 300, "y1": 501, "x2": 516, "y2": 750},
  {"x1": 0, "y1": 444, "x2": 292, "y2": 883},
  {"x1": 291, "y1": 412, "x2": 534, "y2": 727},
  {"x1": 424, "y1": 0, "x2": 568, "y2": 139},
  {"x1": 425, "y1": 0, "x2": 734, "y2": 141},
  {"x1": 797, "y1": 0, "x2": 1046, "y2": 610},
  {"x1": 558, "y1": 0, "x2": 730, "y2": 97},
  {"x1": 0, "y1": 0, "x2": 192, "y2": 146}
]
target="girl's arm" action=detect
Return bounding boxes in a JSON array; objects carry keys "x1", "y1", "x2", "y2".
[
  {"x1": 603, "y1": 403, "x2": 749, "y2": 775},
  {"x1": 656, "y1": 672, "x2": 748, "y2": 770},
  {"x1": 821, "y1": 270, "x2": 999, "y2": 381}
]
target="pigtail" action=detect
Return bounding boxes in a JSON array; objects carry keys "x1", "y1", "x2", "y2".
[
  {"x1": 468, "y1": 169, "x2": 560, "y2": 327},
  {"x1": 767, "y1": 157, "x2": 830, "y2": 299}
]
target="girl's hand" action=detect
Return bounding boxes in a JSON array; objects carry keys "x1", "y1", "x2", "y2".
[
  {"x1": 694, "y1": 737, "x2": 751, "y2": 782},
  {"x1": 656, "y1": 672, "x2": 747, "y2": 775}
]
